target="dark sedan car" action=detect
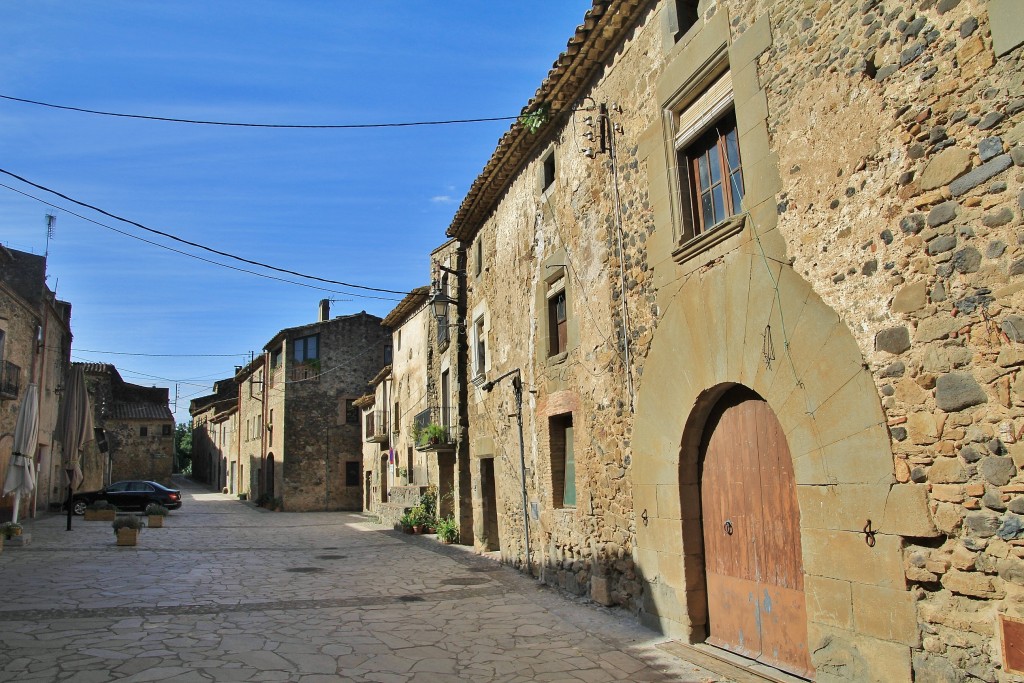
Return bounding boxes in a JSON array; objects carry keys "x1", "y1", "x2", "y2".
[{"x1": 70, "y1": 480, "x2": 182, "y2": 515}]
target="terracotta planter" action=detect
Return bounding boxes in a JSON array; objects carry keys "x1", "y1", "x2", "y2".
[
  {"x1": 147, "y1": 515, "x2": 164, "y2": 528},
  {"x1": 85, "y1": 509, "x2": 116, "y2": 521},
  {"x1": 402, "y1": 525, "x2": 414, "y2": 534},
  {"x1": 116, "y1": 528, "x2": 139, "y2": 546}
]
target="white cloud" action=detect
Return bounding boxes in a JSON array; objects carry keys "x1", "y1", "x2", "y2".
[{"x1": 430, "y1": 195, "x2": 455, "y2": 204}]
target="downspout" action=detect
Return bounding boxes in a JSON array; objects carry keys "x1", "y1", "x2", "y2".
[{"x1": 604, "y1": 103, "x2": 635, "y2": 412}]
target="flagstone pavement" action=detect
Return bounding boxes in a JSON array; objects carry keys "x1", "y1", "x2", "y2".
[{"x1": 0, "y1": 477, "x2": 734, "y2": 683}]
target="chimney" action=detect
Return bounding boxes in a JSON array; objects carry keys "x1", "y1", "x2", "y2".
[{"x1": 319, "y1": 298, "x2": 330, "y2": 322}]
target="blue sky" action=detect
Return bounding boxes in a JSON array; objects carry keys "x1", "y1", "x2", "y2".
[{"x1": 0, "y1": 1, "x2": 593, "y2": 421}]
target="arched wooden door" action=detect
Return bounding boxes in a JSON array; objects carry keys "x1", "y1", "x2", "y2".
[{"x1": 699, "y1": 387, "x2": 813, "y2": 678}]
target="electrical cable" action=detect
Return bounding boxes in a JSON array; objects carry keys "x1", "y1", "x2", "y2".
[
  {"x1": 0, "y1": 94, "x2": 520, "y2": 130},
  {"x1": 72, "y1": 347, "x2": 248, "y2": 358},
  {"x1": 0, "y1": 167, "x2": 413, "y2": 295},
  {"x1": 0, "y1": 182, "x2": 404, "y2": 301}
]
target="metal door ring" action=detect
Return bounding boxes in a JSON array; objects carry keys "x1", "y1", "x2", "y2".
[{"x1": 724, "y1": 520, "x2": 733, "y2": 535}]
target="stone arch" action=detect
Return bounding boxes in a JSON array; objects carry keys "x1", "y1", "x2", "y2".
[{"x1": 632, "y1": 247, "x2": 924, "y2": 678}]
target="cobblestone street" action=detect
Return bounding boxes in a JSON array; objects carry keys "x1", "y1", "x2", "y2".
[{"x1": 0, "y1": 478, "x2": 731, "y2": 682}]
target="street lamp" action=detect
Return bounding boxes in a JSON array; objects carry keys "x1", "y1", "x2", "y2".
[{"x1": 481, "y1": 368, "x2": 532, "y2": 575}]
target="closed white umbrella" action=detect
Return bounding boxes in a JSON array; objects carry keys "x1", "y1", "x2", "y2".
[
  {"x1": 3, "y1": 383, "x2": 39, "y2": 524},
  {"x1": 56, "y1": 365, "x2": 94, "y2": 530}
]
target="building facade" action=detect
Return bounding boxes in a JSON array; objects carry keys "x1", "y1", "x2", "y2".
[
  {"x1": 258, "y1": 302, "x2": 389, "y2": 511},
  {"x1": 80, "y1": 363, "x2": 176, "y2": 486},
  {"x1": 0, "y1": 246, "x2": 73, "y2": 517},
  {"x1": 442, "y1": 1, "x2": 1024, "y2": 681}
]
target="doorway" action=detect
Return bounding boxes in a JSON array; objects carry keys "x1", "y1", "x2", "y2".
[
  {"x1": 699, "y1": 386, "x2": 812, "y2": 678},
  {"x1": 480, "y1": 457, "x2": 500, "y2": 552}
]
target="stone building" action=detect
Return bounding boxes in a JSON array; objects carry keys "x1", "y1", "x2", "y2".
[
  {"x1": 0, "y1": 246, "x2": 73, "y2": 517},
  {"x1": 80, "y1": 363, "x2": 175, "y2": 486},
  {"x1": 189, "y1": 377, "x2": 239, "y2": 492},
  {"x1": 356, "y1": 364, "x2": 392, "y2": 517},
  {"x1": 234, "y1": 357, "x2": 265, "y2": 499},
  {"x1": 257, "y1": 302, "x2": 389, "y2": 511},
  {"x1": 442, "y1": 0, "x2": 1024, "y2": 681}
]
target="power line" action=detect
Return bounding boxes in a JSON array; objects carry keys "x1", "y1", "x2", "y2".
[
  {"x1": 73, "y1": 348, "x2": 248, "y2": 358},
  {"x1": 0, "y1": 94, "x2": 520, "y2": 129},
  {"x1": 0, "y1": 167, "x2": 413, "y2": 295},
  {"x1": 0, "y1": 182, "x2": 403, "y2": 301}
]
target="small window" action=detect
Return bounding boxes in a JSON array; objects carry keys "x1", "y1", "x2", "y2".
[
  {"x1": 393, "y1": 402, "x2": 400, "y2": 434},
  {"x1": 473, "y1": 317, "x2": 486, "y2": 378},
  {"x1": 140, "y1": 426, "x2": 148, "y2": 437},
  {"x1": 550, "y1": 414, "x2": 575, "y2": 508},
  {"x1": 162, "y1": 424, "x2": 172, "y2": 436},
  {"x1": 396, "y1": 330, "x2": 402, "y2": 352},
  {"x1": 384, "y1": 340, "x2": 393, "y2": 364},
  {"x1": 345, "y1": 398, "x2": 359, "y2": 424},
  {"x1": 345, "y1": 461, "x2": 360, "y2": 487},
  {"x1": 407, "y1": 447, "x2": 415, "y2": 485},
  {"x1": 293, "y1": 334, "x2": 319, "y2": 362},
  {"x1": 673, "y1": 0, "x2": 700, "y2": 41},
  {"x1": 542, "y1": 150, "x2": 556, "y2": 192},
  {"x1": 271, "y1": 347, "x2": 282, "y2": 368},
  {"x1": 475, "y1": 239, "x2": 483, "y2": 277},
  {"x1": 547, "y1": 281, "x2": 567, "y2": 357}
]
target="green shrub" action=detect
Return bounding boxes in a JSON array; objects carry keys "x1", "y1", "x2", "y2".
[
  {"x1": 398, "y1": 511, "x2": 415, "y2": 529},
  {"x1": 145, "y1": 504, "x2": 169, "y2": 516},
  {"x1": 112, "y1": 516, "x2": 144, "y2": 533},
  {"x1": 436, "y1": 516, "x2": 459, "y2": 543}
]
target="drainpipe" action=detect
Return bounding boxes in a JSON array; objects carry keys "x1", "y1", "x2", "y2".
[{"x1": 482, "y1": 368, "x2": 531, "y2": 575}]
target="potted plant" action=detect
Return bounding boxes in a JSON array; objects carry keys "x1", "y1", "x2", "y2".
[
  {"x1": 396, "y1": 466, "x2": 408, "y2": 482},
  {"x1": 145, "y1": 504, "x2": 169, "y2": 528},
  {"x1": 408, "y1": 505, "x2": 433, "y2": 534},
  {"x1": 85, "y1": 500, "x2": 117, "y2": 521},
  {"x1": 113, "y1": 516, "x2": 144, "y2": 546},
  {"x1": 436, "y1": 516, "x2": 459, "y2": 544},
  {"x1": 419, "y1": 423, "x2": 448, "y2": 447},
  {"x1": 238, "y1": 492, "x2": 248, "y2": 501},
  {"x1": 398, "y1": 510, "x2": 415, "y2": 534},
  {"x1": 1, "y1": 522, "x2": 23, "y2": 539}
]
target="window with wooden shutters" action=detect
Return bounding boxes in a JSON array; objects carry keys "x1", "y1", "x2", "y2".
[
  {"x1": 547, "y1": 277, "x2": 567, "y2": 357},
  {"x1": 550, "y1": 414, "x2": 575, "y2": 508}
]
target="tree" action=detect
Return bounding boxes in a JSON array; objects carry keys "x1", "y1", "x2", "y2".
[{"x1": 174, "y1": 422, "x2": 193, "y2": 474}]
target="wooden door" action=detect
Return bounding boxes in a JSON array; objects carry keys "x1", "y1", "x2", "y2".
[{"x1": 700, "y1": 387, "x2": 813, "y2": 678}]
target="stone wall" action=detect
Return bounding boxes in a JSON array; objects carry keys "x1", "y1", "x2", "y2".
[
  {"x1": 453, "y1": 0, "x2": 1024, "y2": 679},
  {"x1": 281, "y1": 312, "x2": 388, "y2": 511},
  {"x1": 107, "y1": 418, "x2": 175, "y2": 486}
]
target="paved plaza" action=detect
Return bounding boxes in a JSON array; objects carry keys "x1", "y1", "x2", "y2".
[{"x1": 0, "y1": 478, "x2": 734, "y2": 682}]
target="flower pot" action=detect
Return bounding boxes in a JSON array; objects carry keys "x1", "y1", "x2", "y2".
[
  {"x1": 9, "y1": 527, "x2": 22, "y2": 537},
  {"x1": 116, "y1": 528, "x2": 139, "y2": 546},
  {"x1": 412, "y1": 525, "x2": 425, "y2": 534},
  {"x1": 402, "y1": 525, "x2": 414, "y2": 534},
  {"x1": 147, "y1": 515, "x2": 164, "y2": 528}
]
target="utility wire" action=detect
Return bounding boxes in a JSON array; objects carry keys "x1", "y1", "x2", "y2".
[
  {"x1": 0, "y1": 182, "x2": 403, "y2": 301},
  {"x1": 73, "y1": 348, "x2": 248, "y2": 358},
  {"x1": 0, "y1": 167, "x2": 413, "y2": 295},
  {"x1": 0, "y1": 94, "x2": 520, "y2": 129}
]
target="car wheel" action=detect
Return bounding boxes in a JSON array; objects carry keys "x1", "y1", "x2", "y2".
[{"x1": 72, "y1": 500, "x2": 87, "y2": 516}]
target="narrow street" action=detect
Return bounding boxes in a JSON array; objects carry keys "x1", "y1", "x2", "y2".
[{"x1": 0, "y1": 477, "x2": 732, "y2": 683}]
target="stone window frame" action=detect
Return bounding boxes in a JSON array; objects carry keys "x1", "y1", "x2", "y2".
[
  {"x1": 536, "y1": 248, "x2": 578, "y2": 369},
  {"x1": 472, "y1": 314, "x2": 487, "y2": 381},
  {"x1": 537, "y1": 144, "x2": 557, "y2": 197},
  {"x1": 162, "y1": 424, "x2": 172, "y2": 437},
  {"x1": 140, "y1": 425, "x2": 148, "y2": 437},
  {"x1": 665, "y1": 0, "x2": 701, "y2": 45},
  {"x1": 644, "y1": 9, "x2": 778, "y2": 275}
]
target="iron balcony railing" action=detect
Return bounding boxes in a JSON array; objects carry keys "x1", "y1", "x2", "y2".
[
  {"x1": 412, "y1": 405, "x2": 455, "y2": 451},
  {"x1": 0, "y1": 360, "x2": 20, "y2": 400},
  {"x1": 365, "y1": 410, "x2": 389, "y2": 443}
]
